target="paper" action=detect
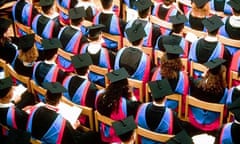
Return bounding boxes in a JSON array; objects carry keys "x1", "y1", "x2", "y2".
[
  {"x1": 57, "y1": 102, "x2": 82, "y2": 127},
  {"x1": 192, "y1": 133, "x2": 216, "y2": 144}
]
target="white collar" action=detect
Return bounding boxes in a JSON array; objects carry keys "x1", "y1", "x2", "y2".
[
  {"x1": 0, "y1": 103, "x2": 14, "y2": 108},
  {"x1": 204, "y1": 35, "x2": 218, "y2": 42},
  {"x1": 229, "y1": 15, "x2": 240, "y2": 28}
]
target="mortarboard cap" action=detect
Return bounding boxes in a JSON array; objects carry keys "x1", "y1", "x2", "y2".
[
  {"x1": 0, "y1": 77, "x2": 12, "y2": 98},
  {"x1": 39, "y1": 0, "x2": 54, "y2": 6},
  {"x1": 148, "y1": 79, "x2": 174, "y2": 100},
  {"x1": 227, "y1": 0, "x2": 240, "y2": 11},
  {"x1": 42, "y1": 38, "x2": 62, "y2": 50},
  {"x1": 202, "y1": 15, "x2": 224, "y2": 33},
  {"x1": 112, "y1": 116, "x2": 137, "y2": 136},
  {"x1": 203, "y1": 58, "x2": 226, "y2": 75},
  {"x1": 69, "y1": 7, "x2": 86, "y2": 20},
  {"x1": 228, "y1": 97, "x2": 240, "y2": 122},
  {"x1": 87, "y1": 24, "x2": 105, "y2": 38},
  {"x1": 18, "y1": 34, "x2": 35, "y2": 52},
  {"x1": 135, "y1": 0, "x2": 153, "y2": 12},
  {"x1": 169, "y1": 14, "x2": 188, "y2": 25},
  {"x1": 192, "y1": 0, "x2": 209, "y2": 8},
  {"x1": 125, "y1": 22, "x2": 146, "y2": 43},
  {"x1": 71, "y1": 53, "x2": 93, "y2": 69},
  {"x1": 42, "y1": 82, "x2": 67, "y2": 95},
  {"x1": 0, "y1": 18, "x2": 12, "y2": 36},
  {"x1": 106, "y1": 68, "x2": 129, "y2": 83},
  {"x1": 166, "y1": 130, "x2": 193, "y2": 144},
  {"x1": 164, "y1": 44, "x2": 184, "y2": 59}
]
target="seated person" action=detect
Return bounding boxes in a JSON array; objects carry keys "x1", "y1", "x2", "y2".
[{"x1": 136, "y1": 79, "x2": 183, "y2": 143}]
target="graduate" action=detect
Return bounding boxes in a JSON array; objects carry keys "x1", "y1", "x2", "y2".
[
  {"x1": 14, "y1": 34, "x2": 39, "y2": 78},
  {"x1": 96, "y1": 68, "x2": 141, "y2": 143},
  {"x1": 80, "y1": 24, "x2": 115, "y2": 87},
  {"x1": 136, "y1": 79, "x2": 183, "y2": 143},
  {"x1": 32, "y1": 38, "x2": 69, "y2": 102},
  {"x1": 12, "y1": 0, "x2": 39, "y2": 36},
  {"x1": 155, "y1": 14, "x2": 189, "y2": 59},
  {"x1": 124, "y1": 0, "x2": 161, "y2": 47},
  {"x1": 57, "y1": 7, "x2": 88, "y2": 72},
  {"x1": 32, "y1": 0, "x2": 61, "y2": 60},
  {"x1": 151, "y1": 44, "x2": 189, "y2": 111}
]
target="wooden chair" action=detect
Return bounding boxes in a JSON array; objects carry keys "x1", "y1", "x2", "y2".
[
  {"x1": 229, "y1": 70, "x2": 240, "y2": 88},
  {"x1": 5, "y1": 63, "x2": 31, "y2": 91},
  {"x1": 128, "y1": 78, "x2": 145, "y2": 103},
  {"x1": 184, "y1": 95, "x2": 225, "y2": 129},
  {"x1": 189, "y1": 61, "x2": 208, "y2": 78},
  {"x1": 94, "y1": 110, "x2": 114, "y2": 132},
  {"x1": 136, "y1": 126, "x2": 174, "y2": 144},
  {"x1": 145, "y1": 83, "x2": 182, "y2": 118},
  {"x1": 0, "y1": 59, "x2": 7, "y2": 78}
]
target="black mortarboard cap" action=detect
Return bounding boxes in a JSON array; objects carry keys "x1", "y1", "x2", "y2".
[
  {"x1": 18, "y1": 34, "x2": 35, "y2": 52},
  {"x1": 42, "y1": 38, "x2": 62, "y2": 50},
  {"x1": 166, "y1": 130, "x2": 193, "y2": 144},
  {"x1": 87, "y1": 24, "x2": 105, "y2": 38},
  {"x1": 227, "y1": 0, "x2": 240, "y2": 11},
  {"x1": 164, "y1": 44, "x2": 184, "y2": 59},
  {"x1": 42, "y1": 82, "x2": 67, "y2": 95},
  {"x1": 0, "y1": 18, "x2": 12, "y2": 36},
  {"x1": 203, "y1": 58, "x2": 226, "y2": 75},
  {"x1": 112, "y1": 116, "x2": 137, "y2": 136},
  {"x1": 202, "y1": 15, "x2": 224, "y2": 33},
  {"x1": 71, "y1": 53, "x2": 93, "y2": 69},
  {"x1": 0, "y1": 77, "x2": 12, "y2": 98},
  {"x1": 148, "y1": 79, "x2": 174, "y2": 100},
  {"x1": 192, "y1": 0, "x2": 209, "y2": 8},
  {"x1": 169, "y1": 14, "x2": 188, "y2": 25},
  {"x1": 39, "y1": 0, "x2": 54, "y2": 6},
  {"x1": 228, "y1": 97, "x2": 240, "y2": 122},
  {"x1": 106, "y1": 68, "x2": 129, "y2": 83},
  {"x1": 125, "y1": 22, "x2": 146, "y2": 42},
  {"x1": 135, "y1": 0, "x2": 153, "y2": 12},
  {"x1": 69, "y1": 7, "x2": 86, "y2": 20}
]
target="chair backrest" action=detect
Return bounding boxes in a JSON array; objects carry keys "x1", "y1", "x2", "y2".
[
  {"x1": 228, "y1": 70, "x2": 240, "y2": 88},
  {"x1": 189, "y1": 61, "x2": 208, "y2": 78},
  {"x1": 145, "y1": 83, "x2": 182, "y2": 118},
  {"x1": 94, "y1": 110, "x2": 114, "y2": 132},
  {"x1": 128, "y1": 78, "x2": 144, "y2": 102},
  {"x1": 136, "y1": 126, "x2": 174, "y2": 144},
  {"x1": 5, "y1": 64, "x2": 31, "y2": 91},
  {"x1": 184, "y1": 95, "x2": 225, "y2": 126}
]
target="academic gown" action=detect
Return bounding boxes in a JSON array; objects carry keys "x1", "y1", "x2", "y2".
[
  {"x1": 57, "y1": 26, "x2": 88, "y2": 72},
  {"x1": 136, "y1": 103, "x2": 182, "y2": 144}
]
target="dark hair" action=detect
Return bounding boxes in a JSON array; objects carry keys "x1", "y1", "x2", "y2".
[
  {"x1": 138, "y1": 7, "x2": 151, "y2": 18},
  {"x1": 96, "y1": 79, "x2": 129, "y2": 117},
  {"x1": 43, "y1": 49, "x2": 58, "y2": 60},
  {"x1": 172, "y1": 23, "x2": 184, "y2": 33},
  {"x1": 100, "y1": 0, "x2": 113, "y2": 9},
  {"x1": 71, "y1": 18, "x2": 84, "y2": 26}
]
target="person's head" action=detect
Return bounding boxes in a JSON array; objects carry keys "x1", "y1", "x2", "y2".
[
  {"x1": 42, "y1": 82, "x2": 66, "y2": 105},
  {"x1": 202, "y1": 15, "x2": 224, "y2": 36},
  {"x1": 125, "y1": 22, "x2": 146, "y2": 46},
  {"x1": 0, "y1": 18, "x2": 13, "y2": 44},
  {"x1": 169, "y1": 14, "x2": 187, "y2": 34},
  {"x1": 0, "y1": 77, "x2": 13, "y2": 102},
  {"x1": 228, "y1": 0, "x2": 240, "y2": 16},
  {"x1": 148, "y1": 79, "x2": 174, "y2": 103},
  {"x1": 160, "y1": 45, "x2": 183, "y2": 79},
  {"x1": 69, "y1": 7, "x2": 86, "y2": 26},
  {"x1": 198, "y1": 58, "x2": 227, "y2": 94},
  {"x1": 96, "y1": 68, "x2": 129, "y2": 116},
  {"x1": 40, "y1": 0, "x2": 55, "y2": 14},
  {"x1": 18, "y1": 34, "x2": 39, "y2": 63},
  {"x1": 87, "y1": 24, "x2": 105, "y2": 41},
  {"x1": 100, "y1": 0, "x2": 113, "y2": 9},
  {"x1": 163, "y1": 0, "x2": 174, "y2": 6},
  {"x1": 191, "y1": 0, "x2": 210, "y2": 17},
  {"x1": 135, "y1": 0, "x2": 153, "y2": 18},
  {"x1": 42, "y1": 38, "x2": 62, "y2": 61},
  {"x1": 112, "y1": 116, "x2": 137, "y2": 143},
  {"x1": 71, "y1": 53, "x2": 93, "y2": 75}
]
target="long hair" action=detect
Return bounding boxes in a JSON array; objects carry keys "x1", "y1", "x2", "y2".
[
  {"x1": 197, "y1": 65, "x2": 227, "y2": 94},
  {"x1": 96, "y1": 79, "x2": 129, "y2": 117},
  {"x1": 160, "y1": 54, "x2": 183, "y2": 79}
]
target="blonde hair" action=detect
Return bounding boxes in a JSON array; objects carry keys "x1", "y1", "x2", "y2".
[
  {"x1": 18, "y1": 44, "x2": 39, "y2": 63},
  {"x1": 191, "y1": 2, "x2": 210, "y2": 18}
]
